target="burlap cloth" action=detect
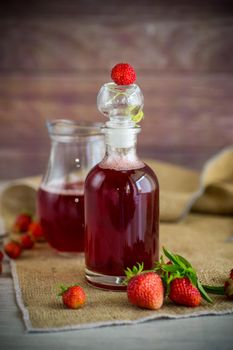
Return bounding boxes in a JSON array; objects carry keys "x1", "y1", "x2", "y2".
[{"x1": 0, "y1": 146, "x2": 233, "y2": 332}]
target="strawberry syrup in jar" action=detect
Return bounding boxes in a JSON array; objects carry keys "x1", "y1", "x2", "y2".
[
  {"x1": 38, "y1": 182, "x2": 84, "y2": 253},
  {"x1": 37, "y1": 120, "x2": 104, "y2": 255},
  {"x1": 85, "y1": 65, "x2": 159, "y2": 289}
]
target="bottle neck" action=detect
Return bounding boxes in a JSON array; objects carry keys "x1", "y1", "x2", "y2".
[
  {"x1": 99, "y1": 127, "x2": 144, "y2": 170},
  {"x1": 105, "y1": 143, "x2": 137, "y2": 160}
]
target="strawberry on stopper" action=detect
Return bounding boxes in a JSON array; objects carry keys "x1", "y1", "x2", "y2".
[{"x1": 111, "y1": 63, "x2": 136, "y2": 85}]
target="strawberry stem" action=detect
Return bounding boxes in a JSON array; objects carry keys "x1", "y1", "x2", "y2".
[
  {"x1": 202, "y1": 285, "x2": 225, "y2": 295},
  {"x1": 196, "y1": 280, "x2": 213, "y2": 303}
]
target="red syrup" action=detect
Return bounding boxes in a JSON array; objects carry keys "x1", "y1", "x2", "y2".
[
  {"x1": 37, "y1": 182, "x2": 84, "y2": 253},
  {"x1": 85, "y1": 164, "x2": 159, "y2": 288}
]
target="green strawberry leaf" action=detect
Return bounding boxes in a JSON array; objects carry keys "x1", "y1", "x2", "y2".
[
  {"x1": 202, "y1": 285, "x2": 225, "y2": 295},
  {"x1": 162, "y1": 247, "x2": 177, "y2": 264},
  {"x1": 162, "y1": 247, "x2": 185, "y2": 267},
  {"x1": 197, "y1": 279, "x2": 213, "y2": 303},
  {"x1": 160, "y1": 264, "x2": 179, "y2": 273},
  {"x1": 187, "y1": 272, "x2": 198, "y2": 287},
  {"x1": 175, "y1": 254, "x2": 193, "y2": 268},
  {"x1": 124, "y1": 262, "x2": 145, "y2": 283},
  {"x1": 57, "y1": 284, "x2": 68, "y2": 296}
]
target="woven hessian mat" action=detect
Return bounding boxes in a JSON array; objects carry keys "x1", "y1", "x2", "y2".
[{"x1": 11, "y1": 214, "x2": 233, "y2": 332}]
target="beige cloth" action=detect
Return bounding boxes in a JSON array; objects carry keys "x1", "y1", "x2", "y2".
[
  {"x1": 0, "y1": 146, "x2": 233, "y2": 332},
  {"x1": 11, "y1": 214, "x2": 233, "y2": 332},
  {"x1": 0, "y1": 146, "x2": 233, "y2": 227}
]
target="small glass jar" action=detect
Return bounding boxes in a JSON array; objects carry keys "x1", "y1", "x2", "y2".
[{"x1": 37, "y1": 119, "x2": 105, "y2": 255}]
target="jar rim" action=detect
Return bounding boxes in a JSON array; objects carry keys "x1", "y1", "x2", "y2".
[{"x1": 46, "y1": 119, "x2": 103, "y2": 137}]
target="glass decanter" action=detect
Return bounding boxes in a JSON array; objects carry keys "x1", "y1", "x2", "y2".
[
  {"x1": 37, "y1": 119, "x2": 105, "y2": 255},
  {"x1": 85, "y1": 82, "x2": 159, "y2": 289}
]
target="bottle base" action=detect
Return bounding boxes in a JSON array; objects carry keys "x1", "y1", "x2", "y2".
[
  {"x1": 85, "y1": 268, "x2": 126, "y2": 291},
  {"x1": 54, "y1": 249, "x2": 84, "y2": 258}
]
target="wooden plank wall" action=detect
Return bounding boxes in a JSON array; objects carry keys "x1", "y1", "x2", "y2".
[{"x1": 0, "y1": 0, "x2": 233, "y2": 179}]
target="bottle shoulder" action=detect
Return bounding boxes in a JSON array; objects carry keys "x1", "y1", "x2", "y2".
[
  {"x1": 142, "y1": 162, "x2": 159, "y2": 185},
  {"x1": 85, "y1": 163, "x2": 159, "y2": 192}
]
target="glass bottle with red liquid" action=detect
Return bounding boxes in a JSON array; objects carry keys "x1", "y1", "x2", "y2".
[
  {"x1": 37, "y1": 119, "x2": 104, "y2": 255},
  {"x1": 85, "y1": 65, "x2": 159, "y2": 289}
]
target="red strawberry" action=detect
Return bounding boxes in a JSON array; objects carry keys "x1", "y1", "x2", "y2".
[
  {"x1": 59, "y1": 285, "x2": 86, "y2": 309},
  {"x1": 28, "y1": 222, "x2": 44, "y2": 241},
  {"x1": 0, "y1": 251, "x2": 3, "y2": 261},
  {"x1": 127, "y1": 272, "x2": 164, "y2": 310},
  {"x1": 111, "y1": 63, "x2": 136, "y2": 85},
  {"x1": 4, "y1": 241, "x2": 22, "y2": 259},
  {"x1": 20, "y1": 234, "x2": 34, "y2": 249},
  {"x1": 13, "y1": 213, "x2": 32, "y2": 233},
  {"x1": 224, "y1": 279, "x2": 233, "y2": 300},
  {"x1": 169, "y1": 277, "x2": 201, "y2": 307},
  {"x1": 0, "y1": 251, "x2": 3, "y2": 273}
]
